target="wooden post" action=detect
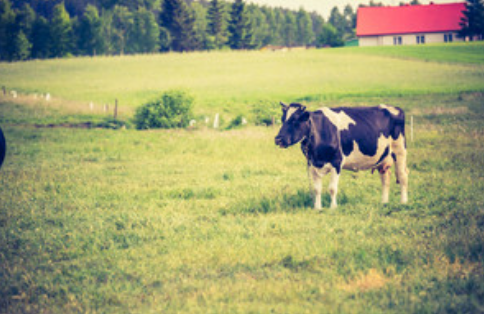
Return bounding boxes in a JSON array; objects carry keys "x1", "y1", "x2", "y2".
[
  {"x1": 114, "y1": 99, "x2": 118, "y2": 120},
  {"x1": 2, "y1": 86, "x2": 5, "y2": 96}
]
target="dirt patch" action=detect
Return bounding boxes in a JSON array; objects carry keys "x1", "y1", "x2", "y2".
[
  {"x1": 34, "y1": 122, "x2": 94, "y2": 129},
  {"x1": 339, "y1": 268, "x2": 390, "y2": 293}
]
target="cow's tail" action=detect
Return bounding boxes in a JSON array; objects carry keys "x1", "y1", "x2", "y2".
[{"x1": 392, "y1": 106, "x2": 406, "y2": 144}]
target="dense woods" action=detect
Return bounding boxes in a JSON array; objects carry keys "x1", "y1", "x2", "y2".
[
  {"x1": 0, "y1": 0, "x2": 481, "y2": 61},
  {"x1": 0, "y1": 0, "x2": 357, "y2": 61}
]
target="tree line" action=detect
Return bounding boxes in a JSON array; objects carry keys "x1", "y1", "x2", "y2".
[
  {"x1": 1, "y1": 0, "x2": 482, "y2": 62},
  {"x1": 0, "y1": 0, "x2": 360, "y2": 61}
]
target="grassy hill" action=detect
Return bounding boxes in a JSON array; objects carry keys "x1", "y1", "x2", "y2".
[
  {"x1": 0, "y1": 42, "x2": 483, "y2": 118},
  {"x1": 0, "y1": 43, "x2": 484, "y2": 313}
]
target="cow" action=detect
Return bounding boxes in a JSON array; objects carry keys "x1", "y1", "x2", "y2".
[
  {"x1": 275, "y1": 103, "x2": 408, "y2": 210},
  {"x1": 0, "y1": 125, "x2": 5, "y2": 169}
]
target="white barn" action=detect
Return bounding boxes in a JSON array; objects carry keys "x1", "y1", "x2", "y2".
[{"x1": 356, "y1": 2, "x2": 466, "y2": 47}]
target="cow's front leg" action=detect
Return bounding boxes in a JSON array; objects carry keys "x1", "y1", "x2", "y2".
[
  {"x1": 328, "y1": 167, "x2": 340, "y2": 209},
  {"x1": 309, "y1": 166, "x2": 323, "y2": 210}
]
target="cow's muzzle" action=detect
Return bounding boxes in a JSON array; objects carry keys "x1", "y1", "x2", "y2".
[{"x1": 275, "y1": 136, "x2": 288, "y2": 148}]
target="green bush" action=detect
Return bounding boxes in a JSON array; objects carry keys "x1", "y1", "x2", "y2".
[
  {"x1": 133, "y1": 90, "x2": 194, "y2": 130},
  {"x1": 226, "y1": 115, "x2": 245, "y2": 130},
  {"x1": 252, "y1": 102, "x2": 279, "y2": 126}
]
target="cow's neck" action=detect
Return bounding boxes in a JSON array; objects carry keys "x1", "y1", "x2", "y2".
[{"x1": 301, "y1": 116, "x2": 314, "y2": 166}]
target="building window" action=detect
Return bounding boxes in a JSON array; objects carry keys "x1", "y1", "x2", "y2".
[
  {"x1": 416, "y1": 35, "x2": 425, "y2": 44},
  {"x1": 393, "y1": 36, "x2": 402, "y2": 45},
  {"x1": 444, "y1": 33, "x2": 453, "y2": 42}
]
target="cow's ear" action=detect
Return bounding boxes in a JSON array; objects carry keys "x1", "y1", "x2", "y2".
[
  {"x1": 299, "y1": 111, "x2": 310, "y2": 122},
  {"x1": 280, "y1": 102, "x2": 288, "y2": 111}
]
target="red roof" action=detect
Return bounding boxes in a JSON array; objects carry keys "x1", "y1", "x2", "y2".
[{"x1": 356, "y1": 2, "x2": 466, "y2": 37}]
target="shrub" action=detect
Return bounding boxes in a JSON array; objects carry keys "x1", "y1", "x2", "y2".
[
  {"x1": 133, "y1": 90, "x2": 194, "y2": 130},
  {"x1": 252, "y1": 102, "x2": 279, "y2": 126},
  {"x1": 226, "y1": 115, "x2": 246, "y2": 130}
]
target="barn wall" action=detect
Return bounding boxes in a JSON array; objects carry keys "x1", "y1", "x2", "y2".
[{"x1": 358, "y1": 32, "x2": 463, "y2": 46}]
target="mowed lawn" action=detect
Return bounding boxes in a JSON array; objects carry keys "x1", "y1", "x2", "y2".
[{"x1": 1, "y1": 43, "x2": 484, "y2": 313}]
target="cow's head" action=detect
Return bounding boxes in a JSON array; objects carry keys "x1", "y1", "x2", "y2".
[{"x1": 275, "y1": 102, "x2": 310, "y2": 148}]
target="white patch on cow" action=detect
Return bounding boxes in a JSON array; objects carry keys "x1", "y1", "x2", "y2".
[
  {"x1": 379, "y1": 104, "x2": 400, "y2": 116},
  {"x1": 342, "y1": 134, "x2": 392, "y2": 171},
  {"x1": 320, "y1": 107, "x2": 356, "y2": 131},
  {"x1": 286, "y1": 107, "x2": 298, "y2": 121}
]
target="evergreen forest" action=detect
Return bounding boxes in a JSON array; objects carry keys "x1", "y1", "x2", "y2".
[{"x1": 0, "y1": 0, "x2": 359, "y2": 61}]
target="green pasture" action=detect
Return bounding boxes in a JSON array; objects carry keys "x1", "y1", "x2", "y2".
[
  {"x1": 0, "y1": 42, "x2": 483, "y2": 116},
  {"x1": 1, "y1": 43, "x2": 484, "y2": 313}
]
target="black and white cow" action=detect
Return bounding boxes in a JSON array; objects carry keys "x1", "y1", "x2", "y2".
[{"x1": 275, "y1": 103, "x2": 408, "y2": 209}]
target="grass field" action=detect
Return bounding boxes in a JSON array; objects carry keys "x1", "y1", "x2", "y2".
[
  {"x1": 1, "y1": 43, "x2": 484, "y2": 313},
  {"x1": 1, "y1": 42, "x2": 484, "y2": 116}
]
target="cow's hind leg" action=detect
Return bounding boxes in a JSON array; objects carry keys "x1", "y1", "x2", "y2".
[
  {"x1": 379, "y1": 166, "x2": 391, "y2": 204},
  {"x1": 328, "y1": 168, "x2": 340, "y2": 209},
  {"x1": 392, "y1": 135, "x2": 408, "y2": 204}
]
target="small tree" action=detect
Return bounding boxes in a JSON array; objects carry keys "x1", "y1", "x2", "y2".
[
  {"x1": 50, "y1": 2, "x2": 73, "y2": 58},
  {"x1": 134, "y1": 90, "x2": 194, "y2": 130},
  {"x1": 316, "y1": 24, "x2": 344, "y2": 48},
  {"x1": 78, "y1": 5, "x2": 104, "y2": 56},
  {"x1": 459, "y1": 0, "x2": 484, "y2": 40},
  {"x1": 12, "y1": 30, "x2": 31, "y2": 60},
  {"x1": 160, "y1": 0, "x2": 198, "y2": 51},
  {"x1": 228, "y1": 0, "x2": 253, "y2": 49},
  {"x1": 207, "y1": 0, "x2": 227, "y2": 49}
]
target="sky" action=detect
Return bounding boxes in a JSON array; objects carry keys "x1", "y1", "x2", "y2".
[{"x1": 245, "y1": 0, "x2": 463, "y2": 18}]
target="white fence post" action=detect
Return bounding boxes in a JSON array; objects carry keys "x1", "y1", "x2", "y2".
[{"x1": 213, "y1": 113, "x2": 219, "y2": 129}]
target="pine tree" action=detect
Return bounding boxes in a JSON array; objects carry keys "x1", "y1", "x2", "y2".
[
  {"x1": 111, "y1": 5, "x2": 133, "y2": 55},
  {"x1": 459, "y1": 0, "x2": 484, "y2": 40},
  {"x1": 78, "y1": 4, "x2": 104, "y2": 56},
  {"x1": 31, "y1": 15, "x2": 50, "y2": 59},
  {"x1": 50, "y1": 2, "x2": 73, "y2": 58},
  {"x1": 129, "y1": 7, "x2": 159, "y2": 53},
  {"x1": 316, "y1": 23, "x2": 343, "y2": 48},
  {"x1": 228, "y1": 0, "x2": 253, "y2": 49},
  {"x1": 296, "y1": 8, "x2": 313, "y2": 46},
  {"x1": 248, "y1": 5, "x2": 269, "y2": 49},
  {"x1": 0, "y1": 0, "x2": 16, "y2": 60},
  {"x1": 328, "y1": 7, "x2": 345, "y2": 36},
  {"x1": 343, "y1": 4, "x2": 356, "y2": 39},
  {"x1": 191, "y1": 2, "x2": 209, "y2": 50},
  {"x1": 16, "y1": 3, "x2": 35, "y2": 41},
  {"x1": 12, "y1": 30, "x2": 31, "y2": 60},
  {"x1": 207, "y1": 0, "x2": 227, "y2": 49},
  {"x1": 160, "y1": 0, "x2": 198, "y2": 51},
  {"x1": 283, "y1": 11, "x2": 296, "y2": 47},
  {"x1": 310, "y1": 12, "x2": 325, "y2": 45}
]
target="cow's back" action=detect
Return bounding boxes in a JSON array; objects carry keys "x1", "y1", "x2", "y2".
[{"x1": 320, "y1": 105, "x2": 405, "y2": 171}]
